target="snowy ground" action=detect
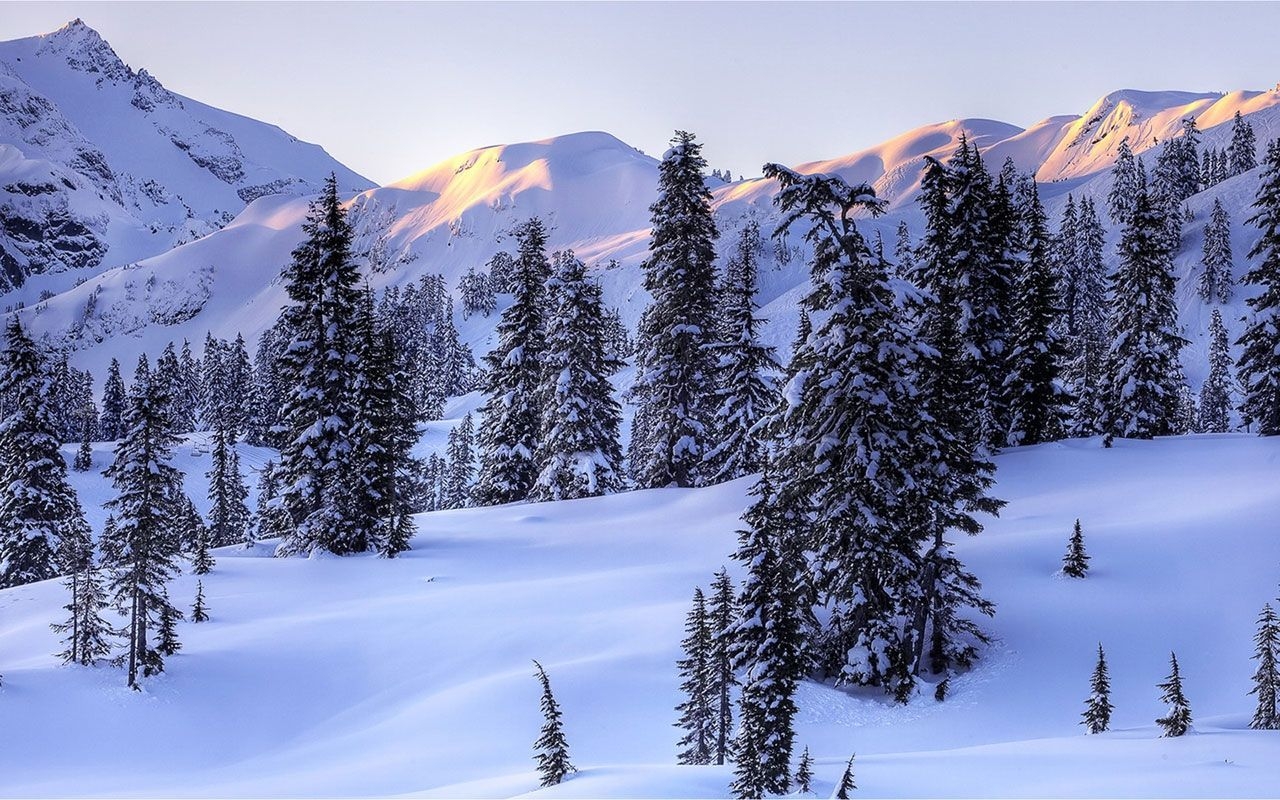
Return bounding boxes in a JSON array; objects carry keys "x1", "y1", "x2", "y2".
[{"x1": 1, "y1": 434, "x2": 1279, "y2": 797}]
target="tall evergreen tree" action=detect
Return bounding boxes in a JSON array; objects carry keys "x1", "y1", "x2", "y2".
[
  {"x1": 1061, "y1": 519, "x2": 1089, "y2": 578},
  {"x1": 1004, "y1": 176, "x2": 1069, "y2": 446},
  {"x1": 1238, "y1": 139, "x2": 1280, "y2": 435},
  {"x1": 50, "y1": 491, "x2": 108, "y2": 666},
  {"x1": 252, "y1": 459, "x2": 290, "y2": 546},
  {"x1": 675, "y1": 586, "x2": 714, "y2": 765},
  {"x1": 1108, "y1": 137, "x2": 1142, "y2": 227},
  {"x1": 1199, "y1": 309, "x2": 1236, "y2": 433},
  {"x1": 442, "y1": 414, "x2": 476, "y2": 510},
  {"x1": 1156, "y1": 651, "x2": 1193, "y2": 737},
  {"x1": 1102, "y1": 184, "x2": 1187, "y2": 441},
  {"x1": 532, "y1": 659, "x2": 576, "y2": 787},
  {"x1": 1199, "y1": 198, "x2": 1234, "y2": 303},
  {"x1": 1063, "y1": 199, "x2": 1110, "y2": 436},
  {"x1": 474, "y1": 218, "x2": 552, "y2": 505},
  {"x1": 274, "y1": 175, "x2": 365, "y2": 556},
  {"x1": 1229, "y1": 110, "x2": 1259, "y2": 176},
  {"x1": 835, "y1": 754, "x2": 857, "y2": 799},
  {"x1": 708, "y1": 567, "x2": 738, "y2": 765},
  {"x1": 531, "y1": 250, "x2": 625, "y2": 501},
  {"x1": 1081, "y1": 643, "x2": 1113, "y2": 733},
  {"x1": 0, "y1": 319, "x2": 83, "y2": 588},
  {"x1": 98, "y1": 358, "x2": 127, "y2": 441},
  {"x1": 629, "y1": 130, "x2": 720, "y2": 489},
  {"x1": 206, "y1": 419, "x2": 250, "y2": 548},
  {"x1": 705, "y1": 221, "x2": 780, "y2": 482},
  {"x1": 1250, "y1": 602, "x2": 1280, "y2": 730},
  {"x1": 100, "y1": 355, "x2": 185, "y2": 688}
]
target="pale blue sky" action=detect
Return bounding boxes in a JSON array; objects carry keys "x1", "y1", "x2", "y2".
[{"x1": 3, "y1": 2, "x2": 1277, "y2": 184}]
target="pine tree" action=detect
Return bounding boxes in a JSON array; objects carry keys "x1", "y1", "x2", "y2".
[
  {"x1": 1239, "y1": 139, "x2": 1280, "y2": 435},
  {"x1": 252, "y1": 459, "x2": 291, "y2": 545},
  {"x1": 99, "y1": 358, "x2": 127, "y2": 441},
  {"x1": 1061, "y1": 519, "x2": 1089, "y2": 578},
  {"x1": 531, "y1": 250, "x2": 625, "y2": 501},
  {"x1": 629, "y1": 131, "x2": 720, "y2": 489},
  {"x1": 708, "y1": 567, "x2": 738, "y2": 765},
  {"x1": 705, "y1": 221, "x2": 780, "y2": 482},
  {"x1": 835, "y1": 754, "x2": 857, "y2": 799},
  {"x1": 459, "y1": 265, "x2": 496, "y2": 318},
  {"x1": 73, "y1": 419, "x2": 93, "y2": 471},
  {"x1": 442, "y1": 414, "x2": 475, "y2": 510},
  {"x1": 1229, "y1": 110, "x2": 1259, "y2": 176},
  {"x1": 532, "y1": 659, "x2": 576, "y2": 787},
  {"x1": 1250, "y1": 602, "x2": 1280, "y2": 730},
  {"x1": 1082, "y1": 643, "x2": 1113, "y2": 733},
  {"x1": 1063, "y1": 198, "x2": 1109, "y2": 436},
  {"x1": 50, "y1": 499, "x2": 108, "y2": 666},
  {"x1": 730, "y1": 474, "x2": 805, "y2": 800},
  {"x1": 474, "y1": 218, "x2": 551, "y2": 506},
  {"x1": 274, "y1": 175, "x2": 364, "y2": 556},
  {"x1": 1199, "y1": 309, "x2": 1236, "y2": 433},
  {"x1": 1102, "y1": 183, "x2": 1187, "y2": 441},
  {"x1": 0, "y1": 318, "x2": 83, "y2": 588},
  {"x1": 1199, "y1": 198, "x2": 1234, "y2": 304},
  {"x1": 1004, "y1": 176, "x2": 1069, "y2": 446},
  {"x1": 674, "y1": 586, "x2": 714, "y2": 765},
  {"x1": 100, "y1": 355, "x2": 186, "y2": 689},
  {"x1": 1156, "y1": 651, "x2": 1193, "y2": 737},
  {"x1": 794, "y1": 747, "x2": 814, "y2": 795},
  {"x1": 156, "y1": 601, "x2": 182, "y2": 657},
  {"x1": 206, "y1": 419, "x2": 250, "y2": 548},
  {"x1": 894, "y1": 220, "x2": 915, "y2": 278},
  {"x1": 192, "y1": 580, "x2": 209, "y2": 623},
  {"x1": 1108, "y1": 137, "x2": 1142, "y2": 227}
]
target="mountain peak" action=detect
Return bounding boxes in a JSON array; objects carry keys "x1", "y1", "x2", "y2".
[{"x1": 37, "y1": 18, "x2": 131, "y2": 82}]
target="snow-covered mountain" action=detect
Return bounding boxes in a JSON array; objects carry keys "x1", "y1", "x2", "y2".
[{"x1": 0, "y1": 20, "x2": 370, "y2": 292}]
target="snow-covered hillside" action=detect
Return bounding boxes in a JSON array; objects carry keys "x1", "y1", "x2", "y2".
[
  {"x1": 1, "y1": 434, "x2": 1278, "y2": 797},
  {"x1": 15, "y1": 79, "x2": 1280, "y2": 396},
  {"x1": 0, "y1": 20, "x2": 370, "y2": 293}
]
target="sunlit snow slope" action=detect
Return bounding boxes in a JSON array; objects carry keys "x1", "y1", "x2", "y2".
[{"x1": 0, "y1": 434, "x2": 1278, "y2": 797}]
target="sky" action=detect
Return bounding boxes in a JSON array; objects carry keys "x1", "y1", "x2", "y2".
[{"x1": 2, "y1": 1, "x2": 1278, "y2": 185}]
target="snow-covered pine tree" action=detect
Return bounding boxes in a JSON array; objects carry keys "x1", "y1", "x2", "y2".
[
  {"x1": 1199, "y1": 198, "x2": 1234, "y2": 303},
  {"x1": 50, "y1": 489, "x2": 106, "y2": 666},
  {"x1": 1156, "y1": 651, "x2": 1193, "y2": 736},
  {"x1": 1229, "y1": 110, "x2": 1259, "y2": 176},
  {"x1": 1004, "y1": 175, "x2": 1069, "y2": 446},
  {"x1": 1102, "y1": 182, "x2": 1187, "y2": 441},
  {"x1": 73, "y1": 418, "x2": 93, "y2": 471},
  {"x1": 191, "y1": 510, "x2": 215, "y2": 576},
  {"x1": 628, "y1": 131, "x2": 720, "y2": 489},
  {"x1": 531, "y1": 659, "x2": 576, "y2": 787},
  {"x1": 1062, "y1": 198, "x2": 1110, "y2": 437},
  {"x1": 274, "y1": 175, "x2": 364, "y2": 556},
  {"x1": 442, "y1": 414, "x2": 475, "y2": 510},
  {"x1": 794, "y1": 747, "x2": 814, "y2": 795},
  {"x1": 708, "y1": 567, "x2": 738, "y2": 765},
  {"x1": 0, "y1": 318, "x2": 84, "y2": 589},
  {"x1": 1238, "y1": 139, "x2": 1280, "y2": 436},
  {"x1": 1250, "y1": 602, "x2": 1280, "y2": 729},
  {"x1": 206, "y1": 419, "x2": 250, "y2": 548},
  {"x1": 531, "y1": 250, "x2": 625, "y2": 502},
  {"x1": 835, "y1": 754, "x2": 857, "y2": 799},
  {"x1": 1082, "y1": 643, "x2": 1113, "y2": 733},
  {"x1": 98, "y1": 358, "x2": 126, "y2": 441},
  {"x1": 675, "y1": 586, "x2": 714, "y2": 765},
  {"x1": 459, "y1": 265, "x2": 496, "y2": 318},
  {"x1": 894, "y1": 219, "x2": 915, "y2": 278},
  {"x1": 473, "y1": 218, "x2": 552, "y2": 506},
  {"x1": 730, "y1": 473, "x2": 805, "y2": 800},
  {"x1": 155, "y1": 342, "x2": 193, "y2": 434},
  {"x1": 1053, "y1": 194, "x2": 1080, "y2": 336},
  {"x1": 1108, "y1": 137, "x2": 1142, "y2": 227},
  {"x1": 487, "y1": 250, "x2": 517, "y2": 293},
  {"x1": 252, "y1": 459, "x2": 291, "y2": 545},
  {"x1": 156, "y1": 602, "x2": 182, "y2": 657},
  {"x1": 1199, "y1": 309, "x2": 1236, "y2": 433},
  {"x1": 1061, "y1": 519, "x2": 1089, "y2": 578},
  {"x1": 101, "y1": 355, "x2": 186, "y2": 688},
  {"x1": 192, "y1": 580, "x2": 209, "y2": 623},
  {"x1": 704, "y1": 221, "x2": 780, "y2": 483}
]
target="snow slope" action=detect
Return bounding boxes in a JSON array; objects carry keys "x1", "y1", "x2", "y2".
[
  {"x1": 0, "y1": 20, "x2": 371, "y2": 292},
  {"x1": 17, "y1": 81, "x2": 1280, "y2": 401},
  {"x1": 0, "y1": 434, "x2": 1278, "y2": 797}
]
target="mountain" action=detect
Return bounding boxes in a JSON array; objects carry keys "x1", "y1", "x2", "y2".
[{"x1": 0, "y1": 19, "x2": 371, "y2": 291}]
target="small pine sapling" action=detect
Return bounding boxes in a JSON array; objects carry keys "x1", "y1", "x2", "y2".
[
  {"x1": 1156, "y1": 651, "x2": 1193, "y2": 737},
  {"x1": 1250, "y1": 603, "x2": 1280, "y2": 729},
  {"x1": 794, "y1": 746, "x2": 813, "y2": 794},
  {"x1": 835, "y1": 754, "x2": 857, "y2": 799},
  {"x1": 192, "y1": 580, "x2": 210, "y2": 623},
  {"x1": 1082, "y1": 643, "x2": 1113, "y2": 733},
  {"x1": 1061, "y1": 519, "x2": 1090, "y2": 578},
  {"x1": 532, "y1": 659, "x2": 576, "y2": 787}
]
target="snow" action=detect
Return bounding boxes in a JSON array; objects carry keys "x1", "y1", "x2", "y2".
[{"x1": 0, "y1": 434, "x2": 1278, "y2": 796}]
